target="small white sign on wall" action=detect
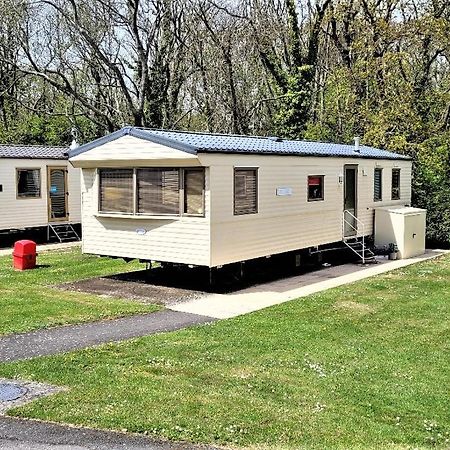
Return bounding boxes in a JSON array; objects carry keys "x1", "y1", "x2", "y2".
[
  {"x1": 136, "y1": 228, "x2": 147, "y2": 235},
  {"x1": 276, "y1": 187, "x2": 293, "y2": 196}
]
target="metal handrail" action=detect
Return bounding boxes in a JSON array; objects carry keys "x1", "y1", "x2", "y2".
[{"x1": 343, "y1": 210, "x2": 365, "y2": 264}]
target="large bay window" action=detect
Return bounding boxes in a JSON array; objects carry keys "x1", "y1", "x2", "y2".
[{"x1": 99, "y1": 167, "x2": 204, "y2": 217}]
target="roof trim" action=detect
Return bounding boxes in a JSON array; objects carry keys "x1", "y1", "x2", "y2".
[
  {"x1": 68, "y1": 126, "x2": 198, "y2": 158},
  {"x1": 196, "y1": 149, "x2": 411, "y2": 160},
  {"x1": 0, "y1": 155, "x2": 67, "y2": 160}
]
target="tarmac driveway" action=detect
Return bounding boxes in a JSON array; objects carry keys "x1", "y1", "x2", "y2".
[{"x1": 0, "y1": 417, "x2": 218, "y2": 450}]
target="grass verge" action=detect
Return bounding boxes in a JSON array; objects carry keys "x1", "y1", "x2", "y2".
[
  {"x1": 0, "y1": 247, "x2": 159, "y2": 335},
  {"x1": 0, "y1": 254, "x2": 449, "y2": 449}
]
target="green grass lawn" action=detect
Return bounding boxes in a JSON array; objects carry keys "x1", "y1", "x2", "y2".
[
  {"x1": 0, "y1": 247, "x2": 159, "y2": 335},
  {"x1": 0, "y1": 255, "x2": 449, "y2": 449}
]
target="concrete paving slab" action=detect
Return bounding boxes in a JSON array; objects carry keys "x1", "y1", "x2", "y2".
[
  {"x1": 169, "y1": 250, "x2": 448, "y2": 319},
  {"x1": 0, "y1": 417, "x2": 218, "y2": 450},
  {"x1": 0, "y1": 242, "x2": 80, "y2": 257},
  {"x1": 0, "y1": 311, "x2": 215, "y2": 362}
]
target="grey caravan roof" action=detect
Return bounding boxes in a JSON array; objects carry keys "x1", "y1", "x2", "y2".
[
  {"x1": 68, "y1": 126, "x2": 411, "y2": 161},
  {"x1": 0, "y1": 144, "x2": 68, "y2": 160}
]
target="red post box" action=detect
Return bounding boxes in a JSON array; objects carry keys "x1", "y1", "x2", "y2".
[{"x1": 13, "y1": 240, "x2": 37, "y2": 270}]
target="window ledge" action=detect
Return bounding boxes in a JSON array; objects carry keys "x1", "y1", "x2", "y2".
[{"x1": 96, "y1": 213, "x2": 180, "y2": 220}]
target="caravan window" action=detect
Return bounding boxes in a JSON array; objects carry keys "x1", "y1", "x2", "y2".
[
  {"x1": 99, "y1": 169, "x2": 134, "y2": 213},
  {"x1": 308, "y1": 176, "x2": 324, "y2": 201},
  {"x1": 391, "y1": 169, "x2": 400, "y2": 200},
  {"x1": 98, "y1": 167, "x2": 205, "y2": 217},
  {"x1": 374, "y1": 168, "x2": 382, "y2": 201},
  {"x1": 17, "y1": 168, "x2": 41, "y2": 198},
  {"x1": 184, "y1": 169, "x2": 205, "y2": 216},
  {"x1": 234, "y1": 168, "x2": 258, "y2": 215},
  {"x1": 137, "y1": 168, "x2": 180, "y2": 215}
]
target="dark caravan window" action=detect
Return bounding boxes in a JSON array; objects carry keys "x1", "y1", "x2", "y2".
[
  {"x1": 392, "y1": 168, "x2": 400, "y2": 200},
  {"x1": 308, "y1": 176, "x2": 324, "y2": 201},
  {"x1": 374, "y1": 168, "x2": 382, "y2": 201},
  {"x1": 17, "y1": 169, "x2": 41, "y2": 198}
]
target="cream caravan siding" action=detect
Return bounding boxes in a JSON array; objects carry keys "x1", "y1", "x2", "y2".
[
  {"x1": 198, "y1": 154, "x2": 411, "y2": 267},
  {"x1": 66, "y1": 163, "x2": 81, "y2": 223},
  {"x1": 80, "y1": 168, "x2": 210, "y2": 266},
  {"x1": 71, "y1": 135, "x2": 200, "y2": 168},
  {"x1": 0, "y1": 158, "x2": 81, "y2": 230}
]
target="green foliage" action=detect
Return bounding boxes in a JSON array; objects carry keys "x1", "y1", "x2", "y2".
[
  {"x1": 304, "y1": 68, "x2": 359, "y2": 143},
  {"x1": 273, "y1": 66, "x2": 313, "y2": 139},
  {"x1": 0, "y1": 115, "x2": 72, "y2": 145},
  {"x1": 412, "y1": 134, "x2": 450, "y2": 247},
  {"x1": 0, "y1": 115, "x2": 97, "y2": 146}
]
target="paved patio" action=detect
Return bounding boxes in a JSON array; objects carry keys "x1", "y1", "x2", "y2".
[{"x1": 169, "y1": 250, "x2": 448, "y2": 319}]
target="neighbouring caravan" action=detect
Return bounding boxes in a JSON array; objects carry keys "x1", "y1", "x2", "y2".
[
  {"x1": 69, "y1": 127, "x2": 414, "y2": 267},
  {"x1": 0, "y1": 144, "x2": 81, "y2": 243}
]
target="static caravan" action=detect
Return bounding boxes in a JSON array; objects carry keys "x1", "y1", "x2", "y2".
[
  {"x1": 0, "y1": 144, "x2": 81, "y2": 243},
  {"x1": 69, "y1": 127, "x2": 417, "y2": 268}
]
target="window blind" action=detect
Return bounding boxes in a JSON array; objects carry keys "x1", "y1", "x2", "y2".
[
  {"x1": 234, "y1": 168, "x2": 257, "y2": 215},
  {"x1": 374, "y1": 168, "x2": 382, "y2": 201},
  {"x1": 137, "y1": 168, "x2": 180, "y2": 215},
  {"x1": 99, "y1": 169, "x2": 133, "y2": 213}
]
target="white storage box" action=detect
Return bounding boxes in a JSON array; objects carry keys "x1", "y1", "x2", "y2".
[{"x1": 375, "y1": 207, "x2": 426, "y2": 259}]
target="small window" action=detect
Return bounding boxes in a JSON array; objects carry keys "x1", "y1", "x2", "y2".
[
  {"x1": 392, "y1": 168, "x2": 400, "y2": 200},
  {"x1": 374, "y1": 168, "x2": 382, "y2": 201},
  {"x1": 184, "y1": 169, "x2": 205, "y2": 216},
  {"x1": 137, "y1": 168, "x2": 180, "y2": 215},
  {"x1": 17, "y1": 169, "x2": 41, "y2": 198},
  {"x1": 234, "y1": 168, "x2": 258, "y2": 215},
  {"x1": 308, "y1": 175, "x2": 324, "y2": 201},
  {"x1": 99, "y1": 169, "x2": 134, "y2": 213}
]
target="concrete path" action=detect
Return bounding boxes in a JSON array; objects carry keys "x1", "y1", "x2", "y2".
[
  {"x1": 0, "y1": 311, "x2": 215, "y2": 362},
  {"x1": 0, "y1": 241, "x2": 80, "y2": 257},
  {"x1": 0, "y1": 417, "x2": 217, "y2": 450},
  {"x1": 170, "y1": 250, "x2": 448, "y2": 319}
]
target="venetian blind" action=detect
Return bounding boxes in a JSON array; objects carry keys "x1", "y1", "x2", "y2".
[
  {"x1": 184, "y1": 169, "x2": 205, "y2": 215},
  {"x1": 234, "y1": 168, "x2": 257, "y2": 215},
  {"x1": 99, "y1": 169, "x2": 134, "y2": 213},
  {"x1": 374, "y1": 168, "x2": 382, "y2": 201},
  {"x1": 137, "y1": 168, "x2": 180, "y2": 215}
]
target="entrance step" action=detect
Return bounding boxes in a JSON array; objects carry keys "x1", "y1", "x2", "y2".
[
  {"x1": 48, "y1": 223, "x2": 80, "y2": 243},
  {"x1": 343, "y1": 237, "x2": 377, "y2": 264}
]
